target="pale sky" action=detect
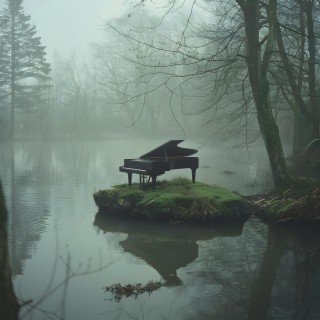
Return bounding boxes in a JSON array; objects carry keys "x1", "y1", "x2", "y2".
[
  {"x1": 0, "y1": 0, "x2": 195, "y2": 63},
  {"x1": 14, "y1": 0, "x2": 129, "y2": 61}
]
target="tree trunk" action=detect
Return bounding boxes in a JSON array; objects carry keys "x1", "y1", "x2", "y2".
[
  {"x1": 255, "y1": 78, "x2": 292, "y2": 188},
  {"x1": 275, "y1": 0, "x2": 319, "y2": 151},
  {"x1": 305, "y1": 0, "x2": 319, "y2": 138},
  {"x1": 241, "y1": 0, "x2": 292, "y2": 188},
  {"x1": 10, "y1": 14, "x2": 16, "y2": 140},
  {"x1": 10, "y1": 86, "x2": 15, "y2": 140},
  {"x1": 0, "y1": 181, "x2": 19, "y2": 320},
  {"x1": 292, "y1": 106, "x2": 313, "y2": 156}
]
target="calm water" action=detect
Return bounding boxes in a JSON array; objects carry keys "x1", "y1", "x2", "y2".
[{"x1": 1, "y1": 139, "x2": 320, "y2": 320}]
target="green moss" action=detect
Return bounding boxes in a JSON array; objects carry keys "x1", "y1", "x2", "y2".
[
  {"x1": 93, "y1": 178, "x2": 248, "y2": 223},
  {"x1": 93, "y1": 189, "x2": 120, "y2": 208},
  {"x1": 93, "y1": 188, "x2": 144, "y2": 210}
]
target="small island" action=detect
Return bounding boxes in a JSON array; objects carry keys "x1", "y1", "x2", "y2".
[{"x1": 93, "y1": 177, "x2": 249, "y2": 223}]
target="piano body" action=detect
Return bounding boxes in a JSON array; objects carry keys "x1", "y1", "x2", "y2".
[{"x1": 119, "y1": 140, "x2": 199, "y2": 187}]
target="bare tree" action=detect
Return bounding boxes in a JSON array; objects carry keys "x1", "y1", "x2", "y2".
[
  {"x1": 236, "y1": 0, "x2": 292, "y2": 187},
  {"x1": 95, "y1": 14, "x2": 190, "y2": 136},
  {"x1": 49, "y1": 53, "x2": 100, "y2": 137},
  {"x1": 272, "y1": 0, "x2": 320, "y2": 155}
]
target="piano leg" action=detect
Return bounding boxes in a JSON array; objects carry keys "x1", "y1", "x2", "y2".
[
  {"x1": 139, "y1": 174, "x2": 146, "y2": 188},
  {"x1": 128, "y1": 173, "x2": 132, "y2": 186},
  {"x1": 191, "y1": 169, "x2": 196, "y2": 183},
  {"x1": 151, "y1": 175, "x2": 157, "y2": 188}
]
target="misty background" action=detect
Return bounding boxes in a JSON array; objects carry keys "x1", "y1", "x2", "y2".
[{"x1": 0, "y1": 0, "x2": 294, "y2": 147}]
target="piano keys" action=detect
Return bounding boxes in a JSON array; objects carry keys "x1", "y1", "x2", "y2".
[{"x1": 119, "y1": 140, "x2": 199, "y2": 188}]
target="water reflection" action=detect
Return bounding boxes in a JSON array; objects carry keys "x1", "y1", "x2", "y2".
[
  {"x1": 0, "y1": 140, "x2": 142, "y2": 275},
  {"x1": 94, "y1": 213, "x2": 244, "y2": 286},
  {"x1": 254, "y1": 225, "x2": 320, "y2": 320},
  {"x1": 176, "y1": 221, "x2": 320, "y2": 320},
  {"x1": 4, "y1": 143, "x2": 50, "y2": 276},
  {"x1": 1, "y1": 140, "x2": 319, "y2": 319},
  {"x1": 247, "y1": 227, "x2": 286, "y2": 320},
  {"x1": 95, "y1": 216, "x2": 320, "y2": 320}
]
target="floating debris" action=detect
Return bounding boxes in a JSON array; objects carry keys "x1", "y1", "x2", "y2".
[
  {"x1": 104, "y1": 281, "x2": 165, "y2": 302},
  {"x1": 249, "y1": 179, "x2": 320, "y2": 223},
  {"x1": 219, "y1": 170, "x2": 235, "y2": 175}
]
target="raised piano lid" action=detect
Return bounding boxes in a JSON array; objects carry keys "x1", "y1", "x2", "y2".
[{"x1": 140, "y1": 140, "x2": 198, "y2": 159}]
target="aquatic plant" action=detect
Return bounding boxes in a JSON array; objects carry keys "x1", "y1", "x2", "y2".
[
  {"x1": 104, "y1": 281, "x2": 165, "y2": 302},
  {"x1": 174, "y1": 197, "x2": 221, "y2": 223}
]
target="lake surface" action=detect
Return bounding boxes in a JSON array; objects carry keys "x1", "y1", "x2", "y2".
[{"x1": 1, "y1": 139, "x2": 320, "y2": 320}]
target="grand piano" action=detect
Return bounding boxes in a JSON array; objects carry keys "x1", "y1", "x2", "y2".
[{"x1": 119, "y1": 140, "x2": 199, "y2": 188}]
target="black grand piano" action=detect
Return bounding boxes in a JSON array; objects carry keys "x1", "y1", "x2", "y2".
[{"x1": 119, "y1": 140, "x2": 199, "y2": 188}]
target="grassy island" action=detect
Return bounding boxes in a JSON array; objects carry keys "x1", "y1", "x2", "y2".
[{"x1": 93, "y1": 178, "x2": 249, "y2": 223}]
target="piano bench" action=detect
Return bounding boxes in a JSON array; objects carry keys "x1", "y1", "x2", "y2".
[{"x1": 119, "y1": 166, "x2": 157, "y2": 188}]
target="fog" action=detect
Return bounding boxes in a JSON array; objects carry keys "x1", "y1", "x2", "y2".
[
  {"x1": 23, "y1": 0, "x2": 129, "y2": 59},
  {"x1": 0, "y1": 0, "x2": 294, "y2": 147}
]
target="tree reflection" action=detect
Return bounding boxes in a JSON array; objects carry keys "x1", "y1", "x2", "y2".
[
  {"x1": 247, "y1": 228, "x2": 286, "y2": 320},
  {"x1": 248, "y1": 225, "x2": 320, "y2": 320},
  {"x1": 7, "y1": 143, "x2": 50, "y2": 276},
  {"x1": 0, "y1": 180, "x2": 19, "y2": 319},
  {"x1": 291, "y1": 227, "x2": 320, "y2": 320}
]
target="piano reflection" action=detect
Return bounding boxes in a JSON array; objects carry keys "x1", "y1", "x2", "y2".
[{"x1": 119, "y1": 140, "x2": 199, "y2": 188}]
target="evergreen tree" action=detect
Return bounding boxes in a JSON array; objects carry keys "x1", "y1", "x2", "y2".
[{"x1": 0, "y1": 0, "x2": 51, "y2": 138}]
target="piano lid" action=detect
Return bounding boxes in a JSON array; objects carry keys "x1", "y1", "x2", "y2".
[{"x1": 140, "y1": 140, "x2": 198, "y2": 159}]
